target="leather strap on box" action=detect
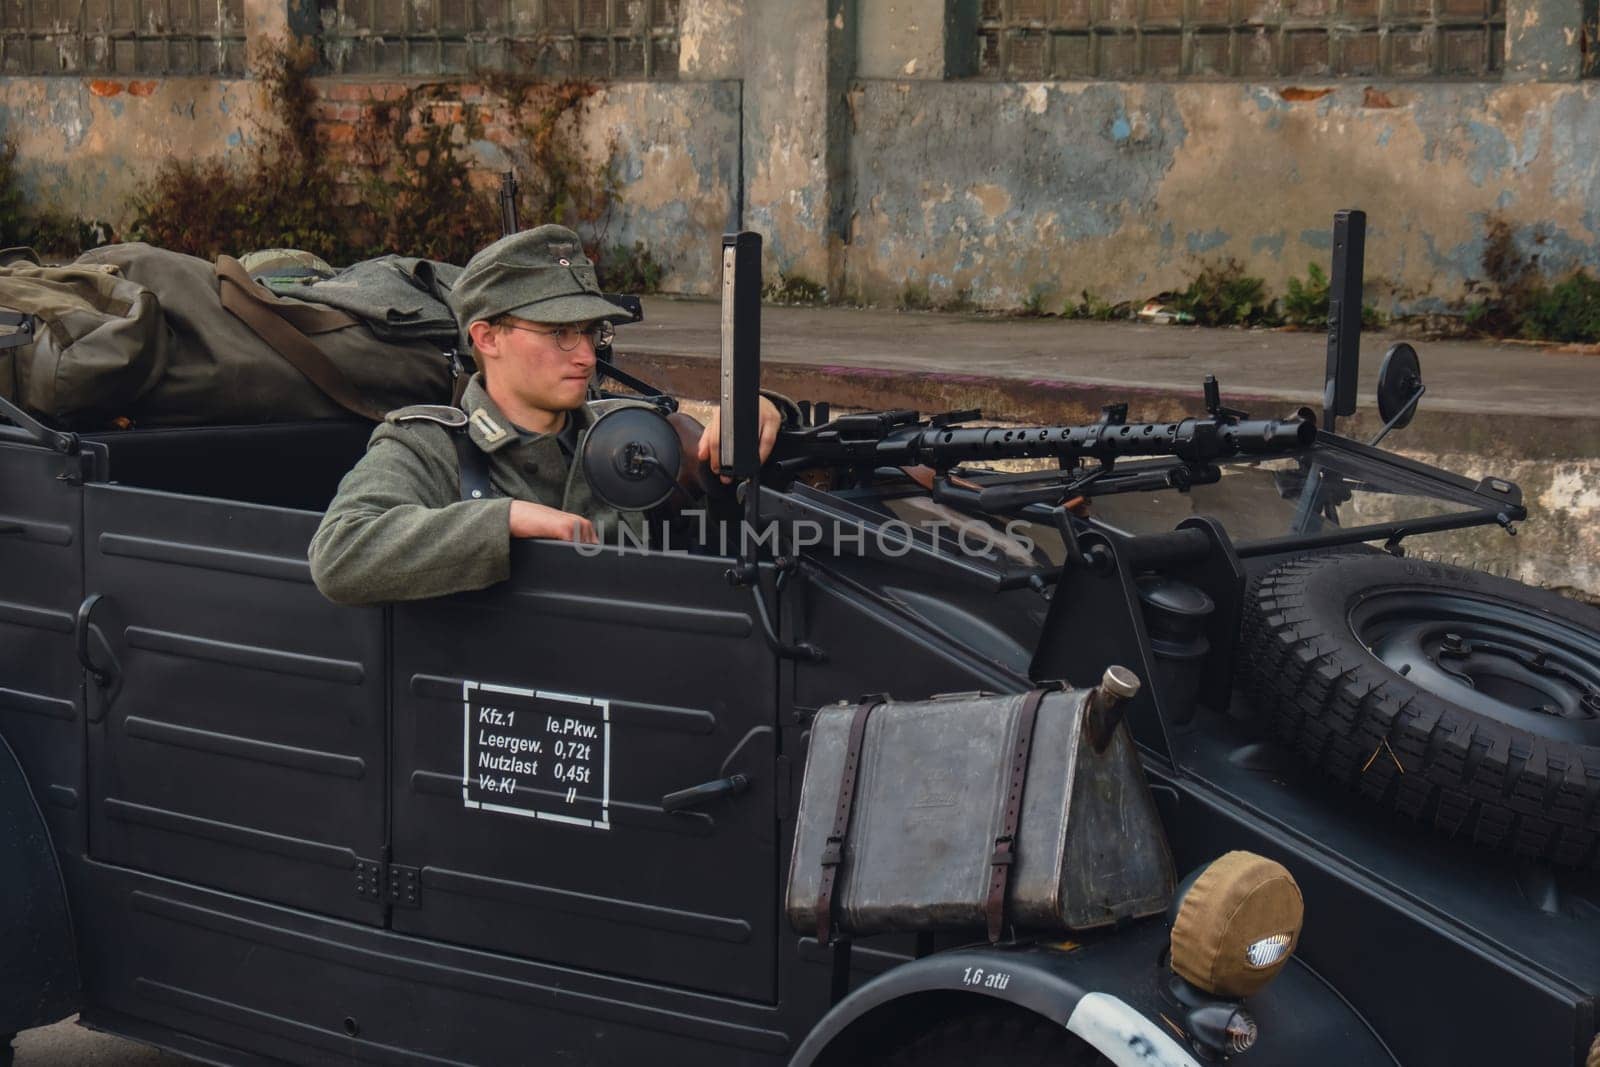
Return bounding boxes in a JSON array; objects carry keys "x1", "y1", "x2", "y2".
[
  {"x1": 815, "y1": 696, "x2": 885, "y2": 945},
  {"x1": 985, "y1": 687, "x2": 1050, "y2": 943}
]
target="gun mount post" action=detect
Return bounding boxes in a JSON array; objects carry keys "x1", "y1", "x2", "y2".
[
  {"x1": 499, "y1": 172, "x2": 520, "y2": 236},
  {"x1": 718, "y1": 232, "x2": 822, "y2": 662},
  {"x1": 1323, "y1": 209, "x2": 1366, "y2": 434},
  {"x1": 720, "y1": 232, "x2": 763, "y2": 479}
]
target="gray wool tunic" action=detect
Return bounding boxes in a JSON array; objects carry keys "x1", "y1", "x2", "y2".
[{"x1": 308, "y1": 373, "x2": 643, "y2": 605}]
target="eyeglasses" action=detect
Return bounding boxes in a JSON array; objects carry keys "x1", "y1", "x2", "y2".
[{"x1": 500, "y1": 321, "x2": 614, "y2": 352}]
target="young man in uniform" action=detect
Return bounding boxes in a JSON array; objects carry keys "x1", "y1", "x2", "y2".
[{"x1": 309, "y1": 225, "x2": 783, "y2": 605}]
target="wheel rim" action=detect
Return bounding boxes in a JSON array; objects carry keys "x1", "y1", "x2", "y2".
[{"x1": 1348, "y1": 588, "x2": 1600, "y2": 746}]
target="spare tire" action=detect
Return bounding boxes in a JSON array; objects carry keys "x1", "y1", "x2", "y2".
[{"x1": 1242, "y1": 553, "x2": 1600, "y2": 868}]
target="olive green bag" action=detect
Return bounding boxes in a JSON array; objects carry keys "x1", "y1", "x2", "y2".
[
  {"x1": 0, "y1": 255, "x2": 169, "y2": 425},
  {"x1": 0, "y1": 243, "x2": 455, "y2": 428}
]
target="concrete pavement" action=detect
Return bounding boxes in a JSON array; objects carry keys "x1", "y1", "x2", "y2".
[
  {"x1": 609, "y1": 298, "x2": 1600, "y2": 443},
  {"x1": 608, "y1": 297, "x2": 1600, "y2": 599},
  {"x1": 10, "y1": 1018, "x2": 191, "y2": 1065}
]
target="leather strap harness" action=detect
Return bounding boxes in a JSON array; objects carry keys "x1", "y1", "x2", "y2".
[
  {"x1": 985, "y1": 686, "x2": 1053, "y2": 943},
  {"x1": 814, "y1": 687, "x2": 1057, "y2": 948},
  {"x1": 452, "y1": 433, "x2": 494, "y2": 502},
  {"x1": 815, "y1": 695, "x2": 884, "y2": 947}
]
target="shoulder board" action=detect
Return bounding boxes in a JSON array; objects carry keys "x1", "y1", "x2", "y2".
[{"x1": 385, "y1": 404, "x2": 468, "y2": 429}]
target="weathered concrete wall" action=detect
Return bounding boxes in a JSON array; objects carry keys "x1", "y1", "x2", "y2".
[
  {"x1": 842, "y1": 79, "x2": 1600, "y2": 313},
  {"x1": 738, "y1": 0, "x2": 854, "y2": 291},
  {"x1": 857, "y1": 0, "x2": 949, "y2": 79},
  {"x1": 1, "y1": 1, "x2": 1596, "y2": 308},
  {"x1": 0, "y1": 74, "x2": 741, "y2": 288},
  {"x1": 0, "y1": 77, "x2": 268, "y2": 222}
]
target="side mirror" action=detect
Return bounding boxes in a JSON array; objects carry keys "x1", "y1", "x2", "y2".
[
  {"x1": 1369, "y1": 342, "x2": 1425, "y2": 447},
  {"x1": 580, "y1": 405, "x2": 682, "y2": 511}
]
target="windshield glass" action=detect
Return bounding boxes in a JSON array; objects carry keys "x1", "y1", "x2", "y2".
[
  {"x1": 1084, "y1": 449, "x2": 1484, "y2": 548},
  {"x1": 879, "y1": 439, "x2": 1508, "y2": 568},
  {"x1": 833, "y1": 437, "x2": 1507, "y2": 571}
]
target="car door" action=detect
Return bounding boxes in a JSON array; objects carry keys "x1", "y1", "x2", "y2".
[
  {"x1": 82, "y1": 482, "x2": 388, "y2": 924},
  {"x1": 0, "y1": 438, "x2": 94, "y2": 857},
  {"x1": 390, "y1": 541, "x2": 780, "y2": 1002}
]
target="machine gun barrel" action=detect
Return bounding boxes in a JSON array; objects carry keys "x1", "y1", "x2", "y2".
[{"x1": 774, "y1": 414, "x2": 1315, "y2": 470}]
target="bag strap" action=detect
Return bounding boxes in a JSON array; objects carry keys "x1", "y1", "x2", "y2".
[
  {"x1": 451, "y1": 427, "x2": 494, "y2": 503},
  {"x1": 815, "y1": 695, "x2": 885, "y2": 946},
  {"x1": 216, "y1": 256, "x2": 385, "y2": 422},
  {"x1": 218, "y1": 256, "x2": 358, "y2": 333},
  {"x1": 985, "y1": 687, "x2": 1051, "y2": 943}
]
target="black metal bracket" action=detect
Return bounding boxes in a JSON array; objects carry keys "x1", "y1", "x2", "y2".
[
  {"x1": 354, "y1": 859, "x2": 383, "y2": 902},
  {"x1": 1202, "y1": 375, "x2": 1250, "y2": 422},
  {"x1": 0, "y1": 314, "x2": 78, "y2": 455},
  {"x1": 0, "y1": 308, "x2": 33, "y2": 349},
  {"x1": 725, "y1": 510, "x2": 826, "y2": 662},
  {"x1": 1029, "y1": 527, "x2": 1174, "y2": 760},
  {"x1": 354, "y1": 859, "x2": 420, "y2": 907},
  {"x1": 1367, "y1": 383, "x2": 1425, "y2": 448},
  {"x1": 388, "y1": 864, "x2": 421, "y2": 908},
  {"x1": 594, "y1": 353, "x2": 675, "y2": 410}
]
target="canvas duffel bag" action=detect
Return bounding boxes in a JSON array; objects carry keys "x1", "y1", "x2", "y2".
[
  {"x1": 0, "y1": 256, "x2": 169, "y2": 425},
  {"x1": 786, "y1": 681, "x2": 1174, "y2": 944},
  {"x1": 0, "y1": 243, "x2": 456, "y2": 428}
]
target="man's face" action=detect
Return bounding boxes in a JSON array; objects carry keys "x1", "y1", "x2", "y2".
[{"x1": 475, "y1": 317, "x2": 599, "y2": 415}]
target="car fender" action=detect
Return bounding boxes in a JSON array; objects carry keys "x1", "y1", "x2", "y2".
[
  {"x1": 0, "y1": 731, "x2": 80, "y2": 1034},
  {"x1": 791, "y1": 922, "x2": 1397, "y2": 1067},
  {"x1": 791, "y1": 939, "x2": 1197, "y2": 1067}
]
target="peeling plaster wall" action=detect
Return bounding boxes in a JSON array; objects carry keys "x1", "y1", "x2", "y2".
[
  {"x1": 0, "y1": 75, "x2": 741, "y2": 288},
  {"x1": 0, "y1": 77, "x2": 269, "y2": 227},
  {"x1": 844, "y1": 79, "x2": 1600, "y2": 312},
  {"x1": 1, "y1": 0, "x2": 1596, "y2": 307},
  {"x1": 585, "y1": 83, "x2": 742, "y2": 291},
  {"x1": 739, "y1": 0, "x2": 838, "y2": 287}
]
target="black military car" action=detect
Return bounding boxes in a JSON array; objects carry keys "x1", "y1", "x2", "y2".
[{"x1": 2, "y1": 226, "x2": 1597, "y2": 1067}]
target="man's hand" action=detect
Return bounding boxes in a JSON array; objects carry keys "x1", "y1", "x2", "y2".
[
  {"x1": 697, "y1": 396, "x2": 781, "y2": 483},
  {"x1": 509, "y1": 500, "x2": 598, "y2": 543}
]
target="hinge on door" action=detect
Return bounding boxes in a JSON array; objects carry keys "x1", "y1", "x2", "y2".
[
  {"x1": 354, "y1": 859, "x2": 421, "y2": 907},
  {"x1": 775, "y1": 754, "x2": 793, "y2": 821},
  {"x1": 387, "y1": 864, "x2": 421, "y2": 908},
  {"x1": 354, "y1": 859, "x2": 383, "y2": 902}
]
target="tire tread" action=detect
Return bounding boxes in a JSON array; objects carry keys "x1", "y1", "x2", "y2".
[{"x1": 1241, "y1": 552, "x2": 1600, "y2": 869}]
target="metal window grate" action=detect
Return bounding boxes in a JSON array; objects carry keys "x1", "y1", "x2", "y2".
[
  {"x1": 974, "y1": 0, "x2": 1505, "y2": 78},
  {"x1": 0, "y1": 0, "x2": 246, "y2": 74},
  {"x1": 317, "y1": 0, "x2": 680, "y2": 77},
  {"x1": 1584, "y1": 0, "x2": 1598, "y2": 76}
]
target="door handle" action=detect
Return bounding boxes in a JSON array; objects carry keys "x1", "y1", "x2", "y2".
[
  {"x1": 75, "y1": 594, "x2": 125, "y2": 723},
  {"x1": 75, "y1": 594, "x2": 113, "y2": 686},
  {"x1": 661, "y1": 774, "x2": 750, "y2": 813}
]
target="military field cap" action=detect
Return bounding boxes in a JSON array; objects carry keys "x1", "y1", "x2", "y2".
[{"x1": 450, "y1": 224, "x2": 633, "y2": 328}]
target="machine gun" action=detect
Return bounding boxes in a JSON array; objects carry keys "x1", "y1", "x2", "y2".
[{"x1": 767, "y1": 404, "x2": 1317, "y2": 515}]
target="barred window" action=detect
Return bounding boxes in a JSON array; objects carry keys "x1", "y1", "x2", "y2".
[
  {"x1": 1585, "y1": 0, "x2": 1598, "y2": 76},
  {"x1": 318, "y1": 0, "x2": 681, "y2": 77},
  {"x1": 974, "y1": 0, "x2": 1505, "y2": 78},
  {"x1": 0, "y1": 0, "x2": 246, "y2": 74}
]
